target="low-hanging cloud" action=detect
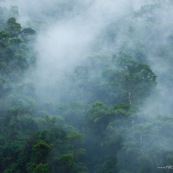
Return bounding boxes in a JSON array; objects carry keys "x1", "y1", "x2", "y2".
[
  {"x1": 2, "y1": 0, "x2": 173, "y2": 172},
  {"x1": 3, "y1": 0, "x2": 173, "y2": 114}
]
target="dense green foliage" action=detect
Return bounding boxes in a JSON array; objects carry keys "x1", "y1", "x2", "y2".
[
  {"x1": 0, "y1": 15, "x2": 85, "y2": 173},
  {"x1": 0, "y1": 2, "x2": 173, "y2": 173}
]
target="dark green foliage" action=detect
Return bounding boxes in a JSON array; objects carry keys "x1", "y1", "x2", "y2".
[
  {"x1": 31, "y1": 140, "x2": 51, "y2": 163},
  {"x1": 54, "y1": 154, "x2": 79, "y2": 173},
  {"x1": 0, "y1": 18, "x2": 36, "y2": 100},
  {"x1": 6, "y1": 17, "x2": 21, "y2": 36},
  {"x1": 21, "y1": 28, "x2": 36, "y2": 42},
  {"x1": 0, "y1": 3, "x2": 173, "y2": 173},
  {"x1": 0, "y1": 15, "x2": 85, "y2": 173},
  {"x1": 32, "y1": 163, "x2": 48, "y2": 173},
  {"x1": 0, "y1": 114, "x2": 85, "y2": 173},
  {"x1": 95, "y1": 156, "x2": 117, "y2": 173}
]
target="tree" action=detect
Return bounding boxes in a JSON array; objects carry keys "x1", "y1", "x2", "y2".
[
  {"x1": 6, "y1": 17, "x2": 21, "y2": 37},
  {"x1": 104, "y1": 54, "x2": 156, "y2": 104}
]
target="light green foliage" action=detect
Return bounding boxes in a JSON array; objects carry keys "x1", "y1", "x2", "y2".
[
  {"x1": 87, "y1": 102, "x2": 111, "y2": 136},
  {"x1": 116, "y1": 116, "x2": 173, "y2": 173},
  {"x1": 104, "y1": 54, "x2": 156, "y2": 104},
  {"x1": 71, "y1": 54, "x2": 156, "y2": 105},
  {"x1": 32, "y1": 163, "x2": 48, "y2": 173}
]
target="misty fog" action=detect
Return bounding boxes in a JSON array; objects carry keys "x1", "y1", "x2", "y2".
[{"x1": 0, "y1": 0, "x2": 173, "y2": 173}]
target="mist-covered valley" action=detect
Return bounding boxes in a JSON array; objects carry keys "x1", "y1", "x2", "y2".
[{"x1": 0, "y1": 0, "x2": 173, "y2": 173}]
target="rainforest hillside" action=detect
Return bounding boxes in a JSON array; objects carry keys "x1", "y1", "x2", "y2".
[{"x1": 0, "y1": 1, "x2": 173, "y2": 173}]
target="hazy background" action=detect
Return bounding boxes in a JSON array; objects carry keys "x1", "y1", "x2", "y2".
[
  {"x1": 1, "y1": 1, "x2": 173, "y2": 171},
  {"x1": 1, "y1": 0, "x2": 173, "y2": 124},
  {"x1": 2, "y1": 0, "x2": 170, "y2": 116}
]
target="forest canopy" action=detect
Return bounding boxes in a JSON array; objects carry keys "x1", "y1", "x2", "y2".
[{"x1": 0, "y1": 1, "x2": 173, "y2": 173}]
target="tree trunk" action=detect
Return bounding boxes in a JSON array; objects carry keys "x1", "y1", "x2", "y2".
[{"x1": 128, "y1": 91, "x2": 132, "y2": 104}]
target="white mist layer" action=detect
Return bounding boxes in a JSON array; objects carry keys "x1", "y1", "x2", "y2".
[
  {"x1": 11, "y1": 0, "x2": 135, "y2": 98},
  {"x1": 3, "y1": 0, "x2": 173, "y2": 115}
]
